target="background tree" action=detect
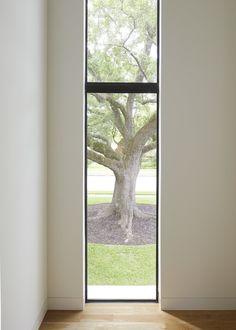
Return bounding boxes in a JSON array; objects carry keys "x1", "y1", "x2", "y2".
[{"x1": 87, "y1": 0, "x2": 157, "y2": 239}]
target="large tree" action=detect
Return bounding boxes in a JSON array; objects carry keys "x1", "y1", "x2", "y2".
[{"x1": 87, "y1": 0, "x2": 157, "y2": 239}]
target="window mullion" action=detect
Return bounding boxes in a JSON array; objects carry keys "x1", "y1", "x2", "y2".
[{"x1": 85, "y1": 82, "x2": 158, "y2": 94}]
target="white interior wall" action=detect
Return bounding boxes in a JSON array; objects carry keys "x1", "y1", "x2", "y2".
[
  {"x1": 0, "y1": 0, "x2": 47, "y2": 328},
  {"x1": 47, "y1": 0, "x2": 236, "y2": 311},
  {"x1": 47, "y1": 0, "x2": 84, "y2": 310},
  {"x1": 161, "y1": 0, "x2": 236, "y2": 309}
]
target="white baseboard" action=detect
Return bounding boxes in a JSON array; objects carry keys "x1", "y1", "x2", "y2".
[
  {"x1": 32, "y1": 299, "x2": 48, "y2": 330},
  {"x1": 48, "y1": 297, "x2": 84, "y2": 310},
  {"x1": 161, "y1": 297, "x2": 236, "y2": 310}
]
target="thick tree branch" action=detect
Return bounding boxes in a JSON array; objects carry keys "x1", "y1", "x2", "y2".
[
  {"x1": 107, "y1": 96, "x2": 127, "y2": 119},
  {"x1": 130, "y1": 113, "x2": 157, "y2": 155},
  {"x1": 91, "y1": 93, "x2": 126, "y2": 119},
  {"x1": 88, "y1": 135, "x2": 120, "y2": 161},
  {"x1": 142, "y1": 141, "x2": 157, "y2": 154},
  {"x1": 87, "y1": 149, "x2": 119, "y2": 172},
  {"x1": 112, "y1": 107, "x2": 127, "y2": 139},
  {"x1": 123, "y1": 34, "x2": 156, "y2": 136},
  {"x1": 91, "y1": 93, "x2": 128, "y2": 139},
  {"x1": 126, "y1": 94, "x2": 135, "y2": 138}
]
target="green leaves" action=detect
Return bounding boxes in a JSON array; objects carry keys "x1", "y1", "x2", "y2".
[{"x1": 88, "y1": 0, "x2": 157, "y2": 82}]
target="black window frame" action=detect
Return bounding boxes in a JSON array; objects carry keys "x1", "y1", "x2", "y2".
[{"x1": 85, "y1": 0, "x2": 159, "y2": 303}]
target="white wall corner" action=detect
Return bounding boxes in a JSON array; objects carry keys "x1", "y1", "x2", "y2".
[
  {"x1": 32, "y1": 299, "x2": 48, "y2": 330},
  {"x1": 47, "y1": 297, "x2": 84, "y2": 310}
]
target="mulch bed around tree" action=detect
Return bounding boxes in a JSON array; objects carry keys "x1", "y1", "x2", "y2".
[{"x1": 87, "y1": 204, "x2": 156, "y2": 245}]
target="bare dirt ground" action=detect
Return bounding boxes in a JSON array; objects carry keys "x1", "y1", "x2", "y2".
[{"x1": 87, "y1": 204, "x2": 156, "y2": 245}]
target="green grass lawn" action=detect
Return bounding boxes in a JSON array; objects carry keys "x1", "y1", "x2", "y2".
[
  {"x1": 88, "y1": 243, "x2": 156, "y2": 285},
  {"x1": 87, "y1": 188, "x2": 156, "y2": 286}
]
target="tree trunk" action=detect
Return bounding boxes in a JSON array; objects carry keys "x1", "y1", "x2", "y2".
[{"x1": 111, "y1": 160, "x2": 140, "y2": 240}]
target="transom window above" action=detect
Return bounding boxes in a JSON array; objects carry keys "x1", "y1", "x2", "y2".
[{"x1": 87, "y1": 0, "x2": 158, "y2": 83}]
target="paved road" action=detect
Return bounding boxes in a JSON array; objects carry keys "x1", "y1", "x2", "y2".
[{"x1": 88, "y1": 174, "x2": 156, "y2": 193}]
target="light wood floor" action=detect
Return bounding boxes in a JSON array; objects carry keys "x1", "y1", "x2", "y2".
[{"x1": 40, "y1": 303, "x2": 236, "y2": 330}]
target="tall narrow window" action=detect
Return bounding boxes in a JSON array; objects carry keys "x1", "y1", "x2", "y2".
[{"x1": 86, "y1": 0, "x2": 158, "y2": 301}]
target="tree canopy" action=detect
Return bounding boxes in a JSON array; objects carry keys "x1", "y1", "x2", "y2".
[{"x1": 88, "y1": 0, "x2": 157, "y2": 83}]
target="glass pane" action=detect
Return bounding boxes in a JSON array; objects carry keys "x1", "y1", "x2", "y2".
[
  {"x1": 87, "y1": 0, "x2": 158, "y2": 83},
  {"x1": 87, "y1": 93, "x2": 157, "y2": 300}
]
